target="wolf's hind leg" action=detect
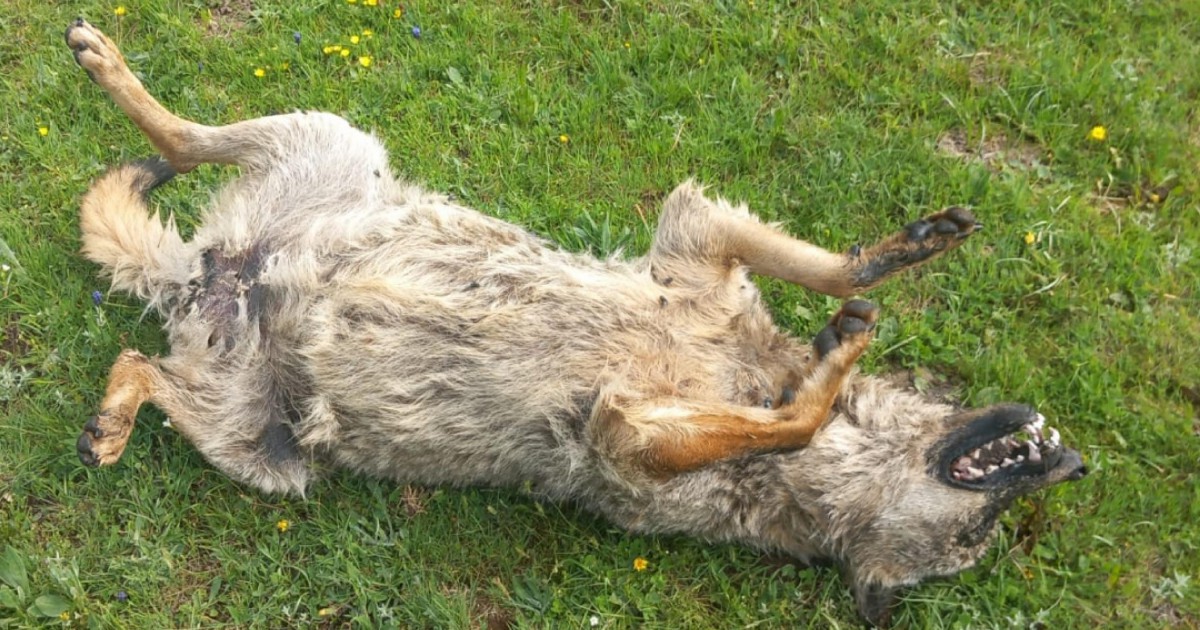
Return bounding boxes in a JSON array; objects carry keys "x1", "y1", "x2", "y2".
[
  {"x1": 77, "y1": 349, "x2": 160, "y2": 467},
  {"x1": 78, "y1": 349, "x2": 310, "y2": 495},
  {"x1": 596, "y1": 301, "x2": 877, "y2": 476},
  {"x1": 64, "y1": 19, "x2": 348, "y2": 175}
]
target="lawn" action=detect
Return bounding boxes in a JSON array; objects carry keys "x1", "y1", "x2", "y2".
[{"x1": 1, "y1": 0, "x2": 1198, "y2": 627}]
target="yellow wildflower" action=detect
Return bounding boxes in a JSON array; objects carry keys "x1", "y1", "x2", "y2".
[
  {"x1": 279, "y1": 62, "x2": 290, "y2": 71},
  {"x1": 38, "y1": 126, "x2": 49, "y2": 136},
  {"x1": 1023, "y1": 232, "x2": 1035, "y2": 245},
  {"x1": 332, "y1": 45, "x2": 343, "y2": 52},
  {"x1": 276, "y1": 519, "x2": 290, "y2": 532},
  {"x1": 347, "y1": 0, "x2": 357, "y2": 3},
  {"x1": 359, "y1": 56, "x2": 372, "y2": 68},
  {"x1": 362, "y1": 29, "x2": 374, "y2": 38},
  {"x1": 558, "y1": 134, "x2": 569, "y2": 144},
  {"x1": 350, "y1": 35, "x2": 360, "y2": 45},
  {"x1": 1088, "y1": 125, "x2": 1107, "y2": 142},
  {"x1": 1149, "y1": 192, "x2": 1161, "y2": 203},
  {"x1": 633, "y1": 557, "x2": 648, "y2": 571},
  {"x1": 624, "y1": 41, "x2": 631, "y2": 49},
  {"x1": 114, "y1": 5, "x2": 127, "y2": 16},
  {"x1": 394, "y1": 9, "x2": 404, "y2": 19},
  {"x1": 318, "y1": 607, "x2": 335, "y2": 617},
  {"x1": 340, "y1": 49, "x2": 350, "y2": 57},
  {"x1": 365, "y1": 0, "x2": 378, "y2": 5},
  {"x1": 254, "y1": 67, "x2": 266, "y2": 78}
]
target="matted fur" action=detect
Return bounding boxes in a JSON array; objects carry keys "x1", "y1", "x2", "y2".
[{"x1": 65, "y1": 19, "x2": 1086, "y2": 626}]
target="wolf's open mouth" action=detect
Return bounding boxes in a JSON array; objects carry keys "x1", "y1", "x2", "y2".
[{"x1": 938, "y1": 409, "x2": 1086, "y2": 489}]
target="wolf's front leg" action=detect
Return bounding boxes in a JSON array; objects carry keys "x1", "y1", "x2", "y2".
[
  {"x1": 649, "y1": 182, "x2": 980, "y2": 297},
  {"x1": 594, "y1": 301, "x2": 877, "y2": 476}
]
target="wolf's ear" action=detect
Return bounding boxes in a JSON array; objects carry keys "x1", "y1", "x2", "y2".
[{"x1": 853, "y1": 580, "x2": 899, "y2": 628}]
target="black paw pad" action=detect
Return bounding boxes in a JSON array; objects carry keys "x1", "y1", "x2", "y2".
[
  {"x1": 77, "y1": 431, "x2": 99, "y2": 467},
  {"x1": 813, "y1": 326, "x2": 839, "y2": 359},
  {"x1": 83, "y1": 414, "x2": 105, "y2": 438},
  {"x1": 841, "y1": 299, "x2": 878, "y2": 325}
]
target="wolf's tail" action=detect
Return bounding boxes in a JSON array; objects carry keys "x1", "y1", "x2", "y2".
[{"x1": 80, "y1": 157, "x2": 187, "y2": 305}]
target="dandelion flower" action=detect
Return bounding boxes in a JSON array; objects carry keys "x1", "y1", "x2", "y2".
[
  {"x1": 59, "y1": 612, "x2": 70, "y2": 622},
  {"x1": 340, "y1": 49, "x2": 351, "y2": 57},
  {"x1": 276, "y1": 519, "x2": 290, "y2": 533},
  {"x1": 624, "y1": 41, "x2": 631, "y2": 49},
  {"x1": 350, "y1": 35, "x2": 360, "y2": 45},
  {"x1": 318, "y1": 607, "x2": 335, "y2": 617},
  {"x1": 323, "y1": 45, "x2": 334, "y2": 54},
  {"x1": 365, "y1": 0, "x2": 378, "y2": 5},
  {"x1": 1088, "y1": 125, "x2": 1107, "y2": 142},
  {"x1": 1023, "y1": 232, "x2": 1035, "y2": 245},
  {"x1": 633, "y1": 557, "x2": 648, "y2": 571},
  {"x1": 362, "y1": 29, "x2": 374, "y2": 38},
  {"x1": 114, "y1": 5, "x2": 127, "y2": 16},
  {"x1": 558, "y1": 134, "x2": 569, "y2": 144},
  {"x1": 38, "y1": 126, "x2": 49, "y2": 136},
  {"x1": 254, "y1": 67, "x2": 266, "y2": 78},
  {"x1": 359, "y1": 56, "x2": 372, "y2": 68},
  {"x1": 394, "y1": 8, "x2": 404, "y2": 18},
  {"x1": 1150, "y1": 192, "x2": 1161, "y2": 203}
]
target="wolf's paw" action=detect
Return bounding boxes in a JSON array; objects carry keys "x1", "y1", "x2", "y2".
[
  {"x1": 76, "y1": 411, "x2": 131, "y2": 467},
  {"x1": 813, "y1": 299, "x2": 878, "y2": 361},
  {"x1": 903, "y1": 206, "x2": 981, "y2": 246},
  {"x1": 65, "y1": 19, "x2": 125, "y2": 82},
  {"x1": 850, "y1": 207, "x2": 981, "y2": 289}
]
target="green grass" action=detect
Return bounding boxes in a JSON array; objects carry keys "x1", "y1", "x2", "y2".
[{"x1": 2, "y1": 0, "x2": 1199, "y2": 626}]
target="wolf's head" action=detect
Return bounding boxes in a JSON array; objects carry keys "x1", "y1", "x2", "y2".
[{"x1": 779, "y1": 377, "x2": 1088, "y2": 626}]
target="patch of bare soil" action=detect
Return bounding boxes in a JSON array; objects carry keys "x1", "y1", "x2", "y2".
[
  {"x1": 204, "y1": 0, "x2": 254, "y2": 38},
  {"x1": 935, "y1": 129, "x2": 1043, "y2": 172}
]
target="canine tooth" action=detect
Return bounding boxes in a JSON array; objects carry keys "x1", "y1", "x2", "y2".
[
  {"x1": 1033, "y1": 413, "x2": 1046, "y2": 429},
  {"x1": 967, "y1": 466, "x2": 984, "y2": 478},
  {"x1": 971, "y1": 449, "x2": 981, "y2": 460},
  {"x1": 1028, "y1": 448, "x2": 1042, "y2": 464},
  {"x1": 1002, "y1": 458, "x2": 1015, "y2": 467},
  {"x1": 1049, "y1": 428, "x2": 1061, "y2": 446},
  {"x1": 985, "y1": 465, "x2": 998, "y2": 474},
  {"x1": 1016, "y1": 455, "x2": 1025, "y2": 463}
]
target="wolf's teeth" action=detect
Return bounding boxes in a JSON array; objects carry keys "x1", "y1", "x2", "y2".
[
  {"x1": 1016, "y1": 455, "x2": 1026, "y2": 463},
  {"x1": 1033, "y1": 413, "x2": 1046, "y2": 430},
  {"x1": 985, "y1": 465, "x2": 998, "y2": 474},
  {"x1": 1048, "y1": 428, "x2": 1061, "y2": 446},
  {"x1": 1028, "y1": 448, "x2": 1042, "y2": 464},
  {"x1": 967, "y1": 466, "x2": 984, "y2": 478},
  {"x1": 1002, "y1": 458, "x2": 1015, "y2": 467},
  {"x1": 970, "y1": 449, "x2": 981, "y2": 460}
]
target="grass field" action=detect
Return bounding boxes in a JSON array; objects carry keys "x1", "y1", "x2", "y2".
[{"x1": 2, "y1": 0, "x2": 1199, "y2": 627}]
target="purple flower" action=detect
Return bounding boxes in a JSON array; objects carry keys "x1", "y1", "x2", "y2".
[
  {"x1": 411, "y1": 26, "x2": 422, "y2": 39},
  {"x1": 116, "y1": 590, "x2": 128, "y2": 602},
  {"x1": 91, "y1": 290, "x2": 103, "y2": 306},
  {"x1": 293, "y1": 31, "x2": 302, "y2": 45}
]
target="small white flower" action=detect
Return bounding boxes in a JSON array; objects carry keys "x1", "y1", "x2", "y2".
[
  {"x1": 1, "y1": 263, "x2": 9, "y2": 272},
  {"x1": 590, "y1": 615, "x2": 600, "y2": 627}
]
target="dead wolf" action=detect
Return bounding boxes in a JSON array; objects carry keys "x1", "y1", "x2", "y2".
[{"x1": 65, "y1": 19, "x2": 1086, "y2": 626}]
